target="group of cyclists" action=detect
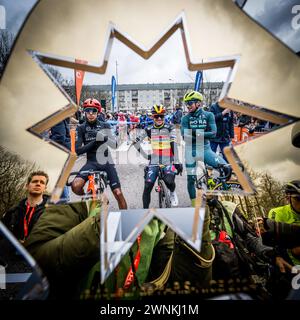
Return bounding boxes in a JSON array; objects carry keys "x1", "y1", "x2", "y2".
[{"x1": 70, "y1": 89, "x2": 230, "y2": 208}]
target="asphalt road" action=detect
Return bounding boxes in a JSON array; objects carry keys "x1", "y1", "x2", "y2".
[{"x1": 68, "y1": 141, "x2": 193, "y2": 210}]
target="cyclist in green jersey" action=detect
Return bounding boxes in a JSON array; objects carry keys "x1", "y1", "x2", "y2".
[{"x1": 181, "y1": 91, "x2": 230, "y2": 206}]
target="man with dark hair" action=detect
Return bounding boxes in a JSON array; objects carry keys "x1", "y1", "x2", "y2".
[
  {"x1": 172, "y1": 104, "x2": 183, "y2": 145},
  {"x1": 1, "y1": 170, "x2": 49, "y2": 242},
  {"x1": 209, "y1": 102, "x2": 234, "y2": 162}
]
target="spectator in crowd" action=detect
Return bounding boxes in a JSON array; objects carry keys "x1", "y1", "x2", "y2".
[
  {"x1": 50, "y1": 119, "x2": 71, "y2": 150},
  {"x1": 209, "y1": 102, "x2": 234, "y2": 162},
  {"x1": 49, "y1": 117, "x2": 79, "y2": 201},
  {"x1": 171, "y1": 104, "x2": 183, "y2": 145},
  {"x1": 268, "y1": 180, "x2": 300, "y2": 268},
  {"x1": 2, "y1": 171, "x2": 49, "y2": 243},
  {"x1": 236, "y1": 113, "x2": 251, "y2": 127}
]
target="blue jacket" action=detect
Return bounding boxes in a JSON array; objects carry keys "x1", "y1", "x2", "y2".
[
  {"x1": 209, "y1": 102, "x2": 234, "y2": 143},
  {"x1": 172, "y1": 108, "x2": 183, "y2": 124},
  {"x1": 50, "y1": 119, "x2": 71, "y2": 150}
]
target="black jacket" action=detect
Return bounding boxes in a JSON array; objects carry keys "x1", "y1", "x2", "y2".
[
  {"x1": 262, "y1": 218, "x2": 300, "y2": 248},
  {"x1": 1, "y1": 195, "x2": 49, "y2": 241},
  {"x1": 209, "y1": 102, "x2": 234, "y2": 143}
]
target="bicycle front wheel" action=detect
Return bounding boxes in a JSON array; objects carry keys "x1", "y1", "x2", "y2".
[{"x1": 158, "y1": 180, "x2": 171, "y2": 208}]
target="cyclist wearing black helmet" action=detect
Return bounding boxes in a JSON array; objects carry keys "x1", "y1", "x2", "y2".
[
  {"x1": 268, "y1": 180, "x2": 300, "y2": 266},
  {"x1": 133, "y1": 104, "x2": 183, "y2": 208},
  {"x1": 181, "y1": 90, "x2": 229, "y2": 207}
]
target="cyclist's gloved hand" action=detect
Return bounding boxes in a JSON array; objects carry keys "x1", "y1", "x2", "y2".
[
  {"x1": 96, "y1": 131, "x2": 107, "y2": 142},
  {"x1": 174, "y1": 163, "x2": 183, "y2": 174}
]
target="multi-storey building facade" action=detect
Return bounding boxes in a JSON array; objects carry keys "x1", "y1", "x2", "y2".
[{"x1": 83, "y1": 82, "x2": 224, "y2": 113}]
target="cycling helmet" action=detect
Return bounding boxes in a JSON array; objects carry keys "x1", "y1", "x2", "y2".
[
  {"x1": 183, "y1": 90, "x2": 203, "y2": 103},
  {"x1": 285, "y1": 180, "x2": 300, "y2": 195},
  {"x1": 82, "y1": 98, "x2": 102, "y2": 112},
  {"x1": 151, "y1": 104, "x2": 166, "y2": 115}
]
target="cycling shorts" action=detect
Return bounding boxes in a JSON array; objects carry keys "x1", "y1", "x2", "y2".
[
  {"x1": 144, "y1": 164, "x2": 176, "y2": 184},
  {"x1": 77, "y1": 161, "x2": 121, "y2": 191}
]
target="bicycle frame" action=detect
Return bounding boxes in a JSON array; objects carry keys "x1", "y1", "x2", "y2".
[
  {"x1": 67, "y1": 170, "x2": 108, "y2": 200},
  {"x1": 196, "y1": 165, "x2": 242, "y2": 192},
  {"x1": 86, "y1": 174, "x2": 97, "y2": 200},
  {"x1": 153, "y1": 165, "x2": 172, "y2": 208}
]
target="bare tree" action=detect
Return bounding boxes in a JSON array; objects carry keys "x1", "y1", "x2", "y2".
[
  {"x1": 221, "y1": 168, "x2": 286, "y2": 222},
  {"x1": 47, "y1": 65, "x2": 76, "y2": 103},
  {"x1": 0, "y1": 30, "x2": 14, "y2": 78},
  {"x1": 0, "y1": 146, "x2": 37, "y2": 218}
]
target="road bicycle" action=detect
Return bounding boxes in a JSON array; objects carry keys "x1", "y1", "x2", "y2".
[
  {"x1": 67, "y1": 169, "x2": 109, "y2": 200},
  {"x1": 145, "y1": 164, "x2": 180, "y2": 208}
]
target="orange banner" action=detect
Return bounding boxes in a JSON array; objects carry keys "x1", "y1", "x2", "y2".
[{"x1": 75, "y1": 59, "x2": 87, "y2": 105}]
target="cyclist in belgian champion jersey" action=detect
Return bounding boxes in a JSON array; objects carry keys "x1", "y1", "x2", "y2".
[
  {"x1": 133, "y1": 104, "x2": 183, "y2": 208},
  {"x1": 71, "y1": 98, "x2": 127, "y2": 209},
  {"x1": 181, "y1": 91, "x2": 230, "y2": 207}
]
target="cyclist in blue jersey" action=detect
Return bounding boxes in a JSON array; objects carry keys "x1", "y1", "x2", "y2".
[{"x1": 181, "y1": 91, "x2": 230, "y2": 206}]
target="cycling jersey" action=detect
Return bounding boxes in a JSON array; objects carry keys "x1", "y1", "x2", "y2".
[
  {"x1": 75, "y1": 119, "x2": 120, "y2": 191},
  {"x1": 135, "y1": 123, "x2": 178, "y2": 165},
  {"x1": 76, "y1": 119, "x2": 116, "y2": 163},
  {"x1": 133, "y1": 123, "x2": 179, "y2": 208},
  {"x1": 181, "y1": 108, "x2": 217, "y2": 146},
  {"x1": 180, "y1": 108, "x2": 227, "y2": 200},
  {"x1": 268, "y1": 204, "x2": 300, "y2": 265}
]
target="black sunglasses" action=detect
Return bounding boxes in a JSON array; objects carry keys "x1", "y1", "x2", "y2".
[
  {"x1": 153, "y1": 114, "x2": 165, "y2": 119},
  {"x1": 84, "y1": 108, "x2": 98, "y2": 114},
  {"x1": 291, "y1": 195, "x2": 300, "y2": 201},
  {"x1": 186, "y1": 101, "x2": 197, "y2": 106}
]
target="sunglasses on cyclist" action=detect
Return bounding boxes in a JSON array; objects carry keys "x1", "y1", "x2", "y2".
[
  {"x1": 84, "y1": 108, "x2": 98, "y2": 114},
  {"x1": 153, "y1": 114, "x2": 164, "y2": 119},
  {"x1": 186, "y1": 101, "x2": 197, "y2": 107},
  {"x1": 291, "y1": 195, "x2": 300, "y2": 201}
]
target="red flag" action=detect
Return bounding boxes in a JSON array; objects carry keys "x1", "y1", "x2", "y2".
[{"x1": 75, "y1": 59, "x2": 87, "y2": 105}]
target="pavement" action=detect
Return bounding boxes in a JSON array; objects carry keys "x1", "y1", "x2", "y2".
[{"x1": 68, "y1": 141, "x2": 193, "y2": 210}]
